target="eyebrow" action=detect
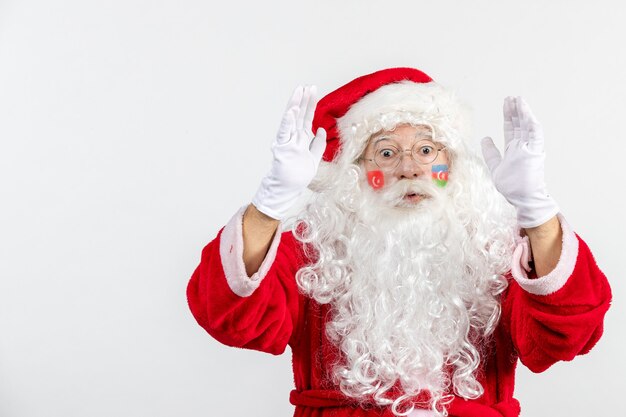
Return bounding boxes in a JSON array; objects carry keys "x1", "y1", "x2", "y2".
[
  {"x1": 372, "y1": 136, "x2": 395, "y2": 146},
  {"x1": 372, "y1": 134, "x2": 436, "y2": 146}
]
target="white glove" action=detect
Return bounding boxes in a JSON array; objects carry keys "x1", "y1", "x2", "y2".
[
  {"x1": 251, "y1": 85, "x2": 327, "y2": 220},
  {"x1": 481, "y1": 96, "x2": 559, "y2": 228}
]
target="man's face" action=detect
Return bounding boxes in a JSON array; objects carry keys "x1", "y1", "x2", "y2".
[{"x1": 361, "y1": 124, "x2": 450, "y2": 205}]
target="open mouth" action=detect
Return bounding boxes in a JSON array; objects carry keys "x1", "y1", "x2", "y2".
[{"x1": 403, "y1": 192, "x2": 426, "y2": 202}]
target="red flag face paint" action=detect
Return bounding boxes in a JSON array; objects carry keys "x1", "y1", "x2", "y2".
[
  {"x1": 367, "y1": 170, "x2": 385, "y2": 189},
  {"x1": 432, "y1": 164, "x2": 449, "y2": 187}
]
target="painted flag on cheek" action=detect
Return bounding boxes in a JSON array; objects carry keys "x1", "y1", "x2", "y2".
[
  {"x1": 367, "y1": 170, "x2": 385, "y2": 189},
  {"x1": 432, "y1": 164, "x2": 449, "y2": 187}
]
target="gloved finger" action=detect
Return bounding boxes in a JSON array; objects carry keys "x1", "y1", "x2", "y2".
[
  {"x1": 296, "y1": 86, "x2": 312, "y2": 131},
  {"x1": 526, "y1": 129, "x2": 545, "y2": 154},
  {"x1": 481, "y1": 136, "x2": 502, "y2": 174},
  {"x1": 517, "y1": 96, "x2": 540, "y2": 124},
  {"x1": 309, "y1": 128, "x2": 327, "y2": 162},
  {"x1": 518, "y1": 98, "x2": 545, "y2": 153},
  {"x1": 510, "y1": 97, "x2": 521, "y2": 141},
  {"x1": 303, "y1": 85, "x2": 318, "y2": 132},
  {"x1": 516, "y1": 97, "x2": 530, "y2": 141},
  {"x1": 503, "y1": 97, "x2": 514, "y2": 146},
  {"x1": 285, "y1": 86, "x2": 304, "y2": 113},
  {"x1": 276, "y1": 107, "x2": 298, "y2": 145}
]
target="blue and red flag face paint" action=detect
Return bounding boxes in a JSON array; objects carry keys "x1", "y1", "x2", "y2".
[
  {"x1": 367, "y1": 170, "x2": 385, "y2": 189},
  {"x1": 431, "y1": 164, "x2": 449, "y2": 187}
]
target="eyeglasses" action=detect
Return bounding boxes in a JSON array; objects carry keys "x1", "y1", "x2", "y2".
[{"x1": 361, "y1": 139, "x2": 447, "y2": 171}]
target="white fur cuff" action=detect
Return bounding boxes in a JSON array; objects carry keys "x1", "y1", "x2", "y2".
[
  {"x1": 511, "y1": 213, "x2": 579, "y2": 296},
  {"x1": 219, "y1": 205, "x2": 283, "y2": 297}
]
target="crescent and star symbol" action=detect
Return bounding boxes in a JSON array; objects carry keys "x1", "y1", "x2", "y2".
[{"x1": 367, "y1": 170, "x2": 385, "y2": 189}]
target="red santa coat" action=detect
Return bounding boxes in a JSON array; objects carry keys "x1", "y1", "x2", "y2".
[{"x1": 187, "y1": 207, "x2": 612, "y2": 417}]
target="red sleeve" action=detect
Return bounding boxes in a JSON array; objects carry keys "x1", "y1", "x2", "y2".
[
  {"x1": 502, "y1": 234, "x2": 612, "y2": 373},
  {"x1": 186, "y1": 216, "x2": 306, "y2": 355}
]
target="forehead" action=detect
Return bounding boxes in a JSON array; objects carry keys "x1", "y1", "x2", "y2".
[{"x1": 367, "y1": 123, "x2": 434, "y2": 146}]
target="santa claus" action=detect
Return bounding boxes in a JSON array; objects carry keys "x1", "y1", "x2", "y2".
[{"x1": 187, "y1": 68, "x2": 611, "y2": 417}]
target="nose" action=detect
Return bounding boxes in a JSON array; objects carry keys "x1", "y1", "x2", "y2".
[{"x1": 395, "y1": 151, "x2": 426, "y2": 179}]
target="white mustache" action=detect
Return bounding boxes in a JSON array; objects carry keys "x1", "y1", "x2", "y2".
[{"x1": 379, "y1": 178, "x2": 440, "y2": 205}]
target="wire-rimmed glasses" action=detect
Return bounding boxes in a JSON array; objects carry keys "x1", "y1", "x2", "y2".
[{"x1": 361, "y1": 138, "x2": 447, "y2": 171}]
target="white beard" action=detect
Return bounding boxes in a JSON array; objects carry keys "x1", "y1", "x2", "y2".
[{"x1": 294, "y1": 156, "x2": 518, "y2": 416}]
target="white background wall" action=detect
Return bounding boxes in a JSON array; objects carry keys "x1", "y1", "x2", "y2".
[{"x1": 1, "y1": 1, "x2": 624, "y2": 416}]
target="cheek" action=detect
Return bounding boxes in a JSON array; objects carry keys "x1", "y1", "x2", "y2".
[
  {"x1": 431, "y1": 164, "x2": 449, "y2": 187},
  {"x1": 366, "y1": 170, "x2": 386, "y2": 189}
]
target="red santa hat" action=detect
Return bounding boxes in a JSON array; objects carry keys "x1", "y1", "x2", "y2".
[{"x1": 313, "y1": 67, "x2": 469, "y2": 163}]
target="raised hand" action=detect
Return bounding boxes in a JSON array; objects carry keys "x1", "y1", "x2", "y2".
[
  {"x1": 481, "y1": 96, "x2": 559, "y2": 228},
  {"x1": 252, "y1": 86, "x2": 327, "y2": 220}
]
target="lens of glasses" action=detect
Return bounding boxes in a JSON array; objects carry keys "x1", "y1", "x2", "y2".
[{"x1": 373, "y1": 140, "x2": 440, "y2": 169}]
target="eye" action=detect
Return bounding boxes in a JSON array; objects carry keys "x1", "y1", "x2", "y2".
[
  {"x1": 378, "y1": 148, "x2": 397, "y2": 159},
  {"x1": 418, "y1": 145, "x2": 434, "y2": 156}
]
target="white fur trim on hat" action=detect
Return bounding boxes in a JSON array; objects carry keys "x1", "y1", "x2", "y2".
[{"x1": 335, "y1": 81, "x2": 471, "y2": 162}]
